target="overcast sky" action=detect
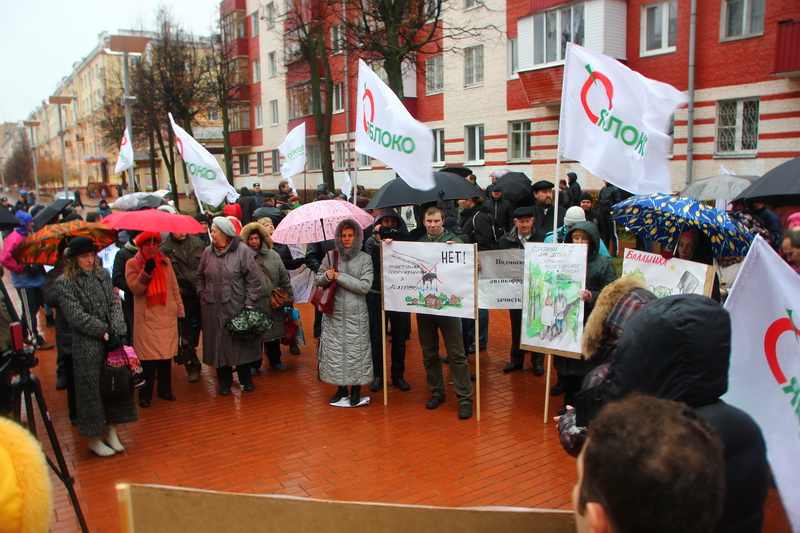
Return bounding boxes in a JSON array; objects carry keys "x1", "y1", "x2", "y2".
[{"x1": 0, "y1": 0, "x2": 221, "y2": 123}]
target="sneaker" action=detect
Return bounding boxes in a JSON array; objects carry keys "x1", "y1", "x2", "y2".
[
  {"x1": 243, "y1": 382, "x2": 255, "y2": 392},
  {"x1": 458, "y1": 404, "x2": 473, "y2": 420},
  {"x1": 250, "y1": 367, "x2": 259, "y2": 376},
  {"x1": 272, "y1": 363, "x2": 287, "y2": 371}
]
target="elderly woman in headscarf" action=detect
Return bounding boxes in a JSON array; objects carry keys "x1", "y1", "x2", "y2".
[
  {"x1": 315, "y1": 218, "x2": 373, "y2": 407},
  {"x1": 56, "y1": 236, "x2": 136, "y2": 457},
  {"x1": 241, "y1": 221, "x2": 293, "y2": 372},
  {"x1": 196, "y1": 217, "x2": 264, "y2": 395},
  {"x1": 125, "y1": 231, "x2": 183, "y2": 408}
]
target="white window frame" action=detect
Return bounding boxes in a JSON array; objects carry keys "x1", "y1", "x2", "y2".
[
  {"x1": 426, "y1": 55, "x2": 444, "y2": 95},
  {"x1": 208, "y1": 107, "x2": 219, "y2": 122},
  {"x1": 239, "y1": 154, "x2": 250, "y2": 175},
  {"x1": 508, "y1": 38, "x2": 519, "y2": 79},
  {"x1": 463, "y1": 45, "x2": 484, "y2": 88},
  {"x1": 715, "y1": 98, "x2": 759, "y2": 155},
  {"x1": 509, "y1": 121, "x2": 531, "y2": 161},
  {"x1": 464, "y1": 0, "x2": 482, "y2": 10},
  {"x1": 532, "y1": 3, "x2": 585, "y2": 67},
  {"x1": 465, "y1": 125, "x2": 485, "y2": 163},
  {"x1": 270, "y1": 99, "x2": 279, "y2": 125},
  {"x1": 432, "y1": 128, "x2": 445, "y2": 165},
  {"x1": 268, "y1": 52, "x2": 277, "y2": 77},
  {"x1": 271, "y1": 149, "x2": 280, "y2": 173},
  {"x1": 307, "y1": 144, "x2": 322, "y2": 171},
  {"x1": 358, "y1": 152, "x2": 372, "y2": 168},
  {"x1": 253, "y1": 58, "x2": 261, "y2": 83},
  {"x1": 721, "y1": 0, "x2": 765, "y2": 41},
  {"x1": 254, "y1": 105, "x2": 263, "y2": 128},
  {"x1": 334, "y1": 141, "x2": 347, "y2": 170},
  {"x1": 331, "y1": 24, "x2": 345, "y2": 54},
  {"x1": 332, "y1": 83, "x2": 345, "y2": 113},
  {"x1": 251, "y1": 11, "x2": 260, "y2": 37},
  {"x1": 265, "y1": 3, "x2": 276, "y2": 29},
  {"x1": 641, "y1": 0, "x2": 677, "y2": 56}
]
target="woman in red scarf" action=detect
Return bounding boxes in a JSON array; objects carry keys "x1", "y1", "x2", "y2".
[{"x1": 125, "y1": 231, "x2": 184, "y2": 408}]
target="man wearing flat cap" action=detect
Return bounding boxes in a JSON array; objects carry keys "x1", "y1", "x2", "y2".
[
  {"x1": 531, "y1": 180, "x2": 565, "y2": 234},
  {"x1": 497, "y1": 206, "x2": 547, "y2": 375}
]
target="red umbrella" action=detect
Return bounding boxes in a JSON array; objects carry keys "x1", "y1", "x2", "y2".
[{"x1": 101, "y1": 210, "x2": 205, "y2": 234}]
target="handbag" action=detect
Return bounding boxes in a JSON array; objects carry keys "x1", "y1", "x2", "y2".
[
  {"x1": 226, "y1": 308, "x2": 274, "y2": 340},
  {"x1": 311, "y1": 250, "x2": 338, "y2": 314},
  {"x1": 258, "y1": 263, "x2": 295, "y2": 309},
  {"x1": 100, "y1": 345, "x2": 143, "y2": 398}
]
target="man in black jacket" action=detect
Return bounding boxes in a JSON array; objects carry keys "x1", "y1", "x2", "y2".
[
  {"x1": 458, "y1": 195, "x2": 494, "y2": 353},
  {"x1": 485, "y1": 187, "x2": 513, "y2": 238},
  {"x1": 532, "y1": 180, "x2": 565, "y2": 234},
  {"x1": 497, "y1": 206, "x2": 546, "y2": 375},
  {"x1": 567, "y1": 172, "x2": 582, "y2": 207}
]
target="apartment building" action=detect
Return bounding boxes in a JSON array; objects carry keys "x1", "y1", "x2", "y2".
[{"x1": 225, "y1": 0, "x2": 800, "y2": 194}]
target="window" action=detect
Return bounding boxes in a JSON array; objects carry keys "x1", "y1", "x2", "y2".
[
  {"x1": 255, "y1": 105, "x2": 263, "y2": 128},
  {"x1": 642, "y1": 1, "x2": 677, "y2": 55},
  {"x1": 432, "y1": 128, "x2": 445, "y2": 164},
  {"x1": 715, "y1": 98, "x2": 759, "y2": 154},
  {"x1": 532, "y1": 3, "x2": 584, "y2": 66},
  {"x1": 237, "y1": 17, "x2": 247, "y2": 39},
  {"x1": 426, "y1": 55, "x2": 444, "y2": 95},
  {"x1": 332, "y1": 83, "x2": 344, "y2": 113},
  {"x1": 331, "y1": 24, "x2": 345, "y2": 54},
  {"x1": 257, "y1": 152, "x2": 265, "y2": 174},
  {"x1": 239, "y1": 154, "x2": 250, "y2": 175},
  {"x1": 358, "y1": 152, "x2": 372, "y2": 168},
  {"x1": 288, "y1": 84, "x2": 312, "y2": 119},
  {"x1": 334, "y1": 141, "x2": 347, "y2": 169},
  {"x1": 270, "y1": 99, "x2": 279, "y2": 125},
  {"x1": 464, "y1": 0, "x2": 482, "y2": 9},
  {"x1": 463, "y1": 45, "x2": 483, "y2": 87},
  {"x1": 465, "y1": 125, "x2": 484, "y2": 163},
  {"x1": 271, "y1": 149, "x2": 280, "y2": 173},
  {"x1": 508, "y1": 38, "x2": 519, "y2": 78},
  {"x1": 307, "y1": 144, "x2": 322, "y2": 171},
  {"x1": 509, "y1": 121, "x2": 531, "y2": 160},
  {"x1": 207, "y1": 107, "x2": 219, "y2": 122},
  {"x1": 265, "y1": 3, "x2": 276, "y2": 29},
  {"x1": 252, "y1": 58, "x2": 261, "y2": 83},
  {"x1": 251, "y1": 12, "x2": 259, "y2": 36},
  {"x1": 230, "y1": 108, "x2": 251, "y2": 130},
  {"x1": 722, "y1": 0, "x2": 764, "y2": 39},
  {"x1": 268, "y1": 51, "x2": 277, "y2": 77}
]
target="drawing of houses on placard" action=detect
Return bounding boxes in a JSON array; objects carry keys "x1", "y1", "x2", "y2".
[{"x1": 388, "y1": 251, "x2": 466, "y2": 311}]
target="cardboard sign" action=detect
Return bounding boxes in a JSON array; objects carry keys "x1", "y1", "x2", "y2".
[
  {"x1": 520, "y1": 243, "x2": 587, "y2": 358},
  {"x1": 622, "y1": 248, "x2": 715, "y2": 298},
  {"x1": 478, "y1": 250, "x2": 524, "y2": 309},
  {"x1": 381, "y1": 241, "x2": 476, "y2": 319}
]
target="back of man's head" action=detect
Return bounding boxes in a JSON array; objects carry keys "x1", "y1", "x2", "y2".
[{"x1": 575, "y1": 393, "x2": 724, "y2": 533}]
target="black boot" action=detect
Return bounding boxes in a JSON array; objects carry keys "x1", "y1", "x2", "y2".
[
  {"x1": 330, "y1": 386, "x2": 348, "y2": 404},
  {"x1": 349, "y1": 385, "x2": 361, "y2": 406}
]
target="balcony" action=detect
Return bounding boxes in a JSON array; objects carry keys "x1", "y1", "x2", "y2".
[
  {"x1": 517, "y1": 66, "x2": 564, "y2": 106},
  {"x1": 229, "y1": 129, "x2": 252, "y2": 148},
  {"x1": 774, "y1": 19, "x2": 800, "y2": 77}
]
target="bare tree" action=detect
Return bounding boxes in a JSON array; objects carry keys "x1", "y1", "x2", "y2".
[{"x1": 4, "y1": 135, "x2": 33, "y2": 189}]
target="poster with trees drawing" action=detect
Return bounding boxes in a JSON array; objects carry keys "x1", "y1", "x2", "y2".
[
  {"x1": 520, "y1": 243, "x2": 587, "y2": 358},
  {"x1": 621, "y1": 249, "x2": 715, "y2": 298},
  {"x1": 381, "y1": 241, "x2": 476, "y2": 319}
]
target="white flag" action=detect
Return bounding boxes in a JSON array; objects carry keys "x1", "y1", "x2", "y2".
[
  {"x1": 342, "y1": 171, "x2": 353, "y2": 200},
  {"x1": 279, "y1": 123, "x2": 306, "y2": 178},
  {"x1": 286, "y1": 177, "x2": 298, "y2": 197},
  {"x1": 168, "y1": 113, "x2": 238, "y2": 206},
  {"x1": 559, "y1": 43, "x2": 687, "y2": 195},
  {"x1": 355, "y1": 59, "x2": 435, "y2": 191},
  {"x1": 724, "y1": 236, "x2": 800, "y2": 531},
  {"x1": 114, "y1": 128, "x2": 134, "y2": 174}
]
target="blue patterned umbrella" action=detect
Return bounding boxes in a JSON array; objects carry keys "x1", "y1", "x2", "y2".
[{"x1": 611, "y1": 193, "x2": 753, "y2": 258}]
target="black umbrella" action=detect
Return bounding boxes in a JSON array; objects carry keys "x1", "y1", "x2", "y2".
[
  {"x1": 138, "y1": 194, "x2": 168, "y2": 209},
  {"x1": 495, "y1": 171, "x2": 532, "y2": 204},
  {"x1": 33, "y1": 199, "x2": 73, "y2": 228},
  {"x1": 440, "y1": 165, "x2": 473, "y2": 178},
  {"x1": 734, "y1": 157, "x2": 800, "y2": 207},
  {"x1": 366, "y1": 172, "x2": 483, "y2": 210},
  {"x1": 0, "y1": 209, "x2": 21, "y2": 230}
]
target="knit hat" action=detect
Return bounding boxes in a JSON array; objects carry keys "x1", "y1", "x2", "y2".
[
  {"x1": 134, "y1": 231, "x2": 162, "y2": 248},
  {"x1": 564, "y1": 206, "x2": 586, "y2": 227},
  {"x1": 193, "y1": 213, "x2": 210, "y2": 224},
  {"x1": 579, "y1": 192, "x2": 593, "y2": 203},
  {"x1": 65, "y1": 235, "x2": 98, "y2": 257},
  {"x1": 212, "y1": 216, "x2": 237, "y2": 238},
  {"x1": 222, "y1": 203, "x2": 242, "y2": 220}
]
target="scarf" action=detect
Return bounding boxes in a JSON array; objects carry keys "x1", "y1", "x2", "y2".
[{"x1": 134, "y1": 250, "x2": 167, "y2": 307}]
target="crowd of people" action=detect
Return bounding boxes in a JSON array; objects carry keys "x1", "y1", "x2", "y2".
[{"x1": 0, "y1": 169, "x2": 795, "y2": 532}]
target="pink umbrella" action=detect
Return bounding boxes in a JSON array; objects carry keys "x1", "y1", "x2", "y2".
[
  {"x1": 272, "y1": 200, "x2": 374, "y2": 244},
  {"x1": 101, "y1": 210, "x2": 205, "y2": 234}
]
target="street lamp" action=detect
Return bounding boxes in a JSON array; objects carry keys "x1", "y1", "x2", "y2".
[
  {"x1": 108, "y1": 34, "x2": 150, "y2": 192},
  {"x1": 22, "y1": 121, "x2": 41, "y2": 200},
  {"x1": 49, "y1": 95, "x2": 77, "y2": 193}
]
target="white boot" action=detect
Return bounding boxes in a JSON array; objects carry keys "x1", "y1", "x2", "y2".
[
  {"x1": 88, "y1": 436, "x2": 115, "y2": 457},
  {"x1": 106, "y1": 424, "x2": 125, "y2": 453}
]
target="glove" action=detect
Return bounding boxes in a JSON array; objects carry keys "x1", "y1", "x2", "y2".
[
  {"x1": 144, "y1": 258, "x2": 156, "y2": 274},
  {"x1": 105, "y1": 334, "x2": 121, "y2": 352}
]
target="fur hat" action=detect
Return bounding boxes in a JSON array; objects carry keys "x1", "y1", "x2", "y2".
[{"x1": 240, "y1": 222, "x2": 273, "y2": 249}]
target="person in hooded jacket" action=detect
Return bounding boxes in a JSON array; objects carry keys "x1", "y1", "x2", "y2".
[
  {"x1": 236, "y1": 187, "x2": 258, "y2": 225},
  {"x1": 582, "y1": 294, "x2": 769, "y2": 533},
  {"x1": 485, "y1": 187, "x2": 513, "y2": 237},
  {"x1": 96, "y1": 199, "x2": 112, "y2": 218},
  {"x1": 458, "y1": 195, "x2": 494, "y2": 353},
  {"x1": 315, "y1": 218, "x2": 373, "y2": 407},
  {"x1": 554, "y1": 221, "x2": 617, "y2": 412}
]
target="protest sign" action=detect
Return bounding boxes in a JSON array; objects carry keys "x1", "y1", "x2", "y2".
[
  {"x1": 724, "y1": 237, "x2": 800, "y2": 531},
  {"x1": 622, "y1": 248, "x2": 715, "y2": 297},
  {"x1": 382, "y1": 241, "x2": 476, "y2": 319},
  {"x1": 478, "y1": 250, "x2": 524, "y2": 309},
  {"x1": 520, "y1": 243, "x2": 587, "y2": 358}
]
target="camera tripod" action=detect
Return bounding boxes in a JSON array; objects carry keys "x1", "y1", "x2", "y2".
[{"x1": 9, "y1": 354, "x2": 89, "y2": 533}]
